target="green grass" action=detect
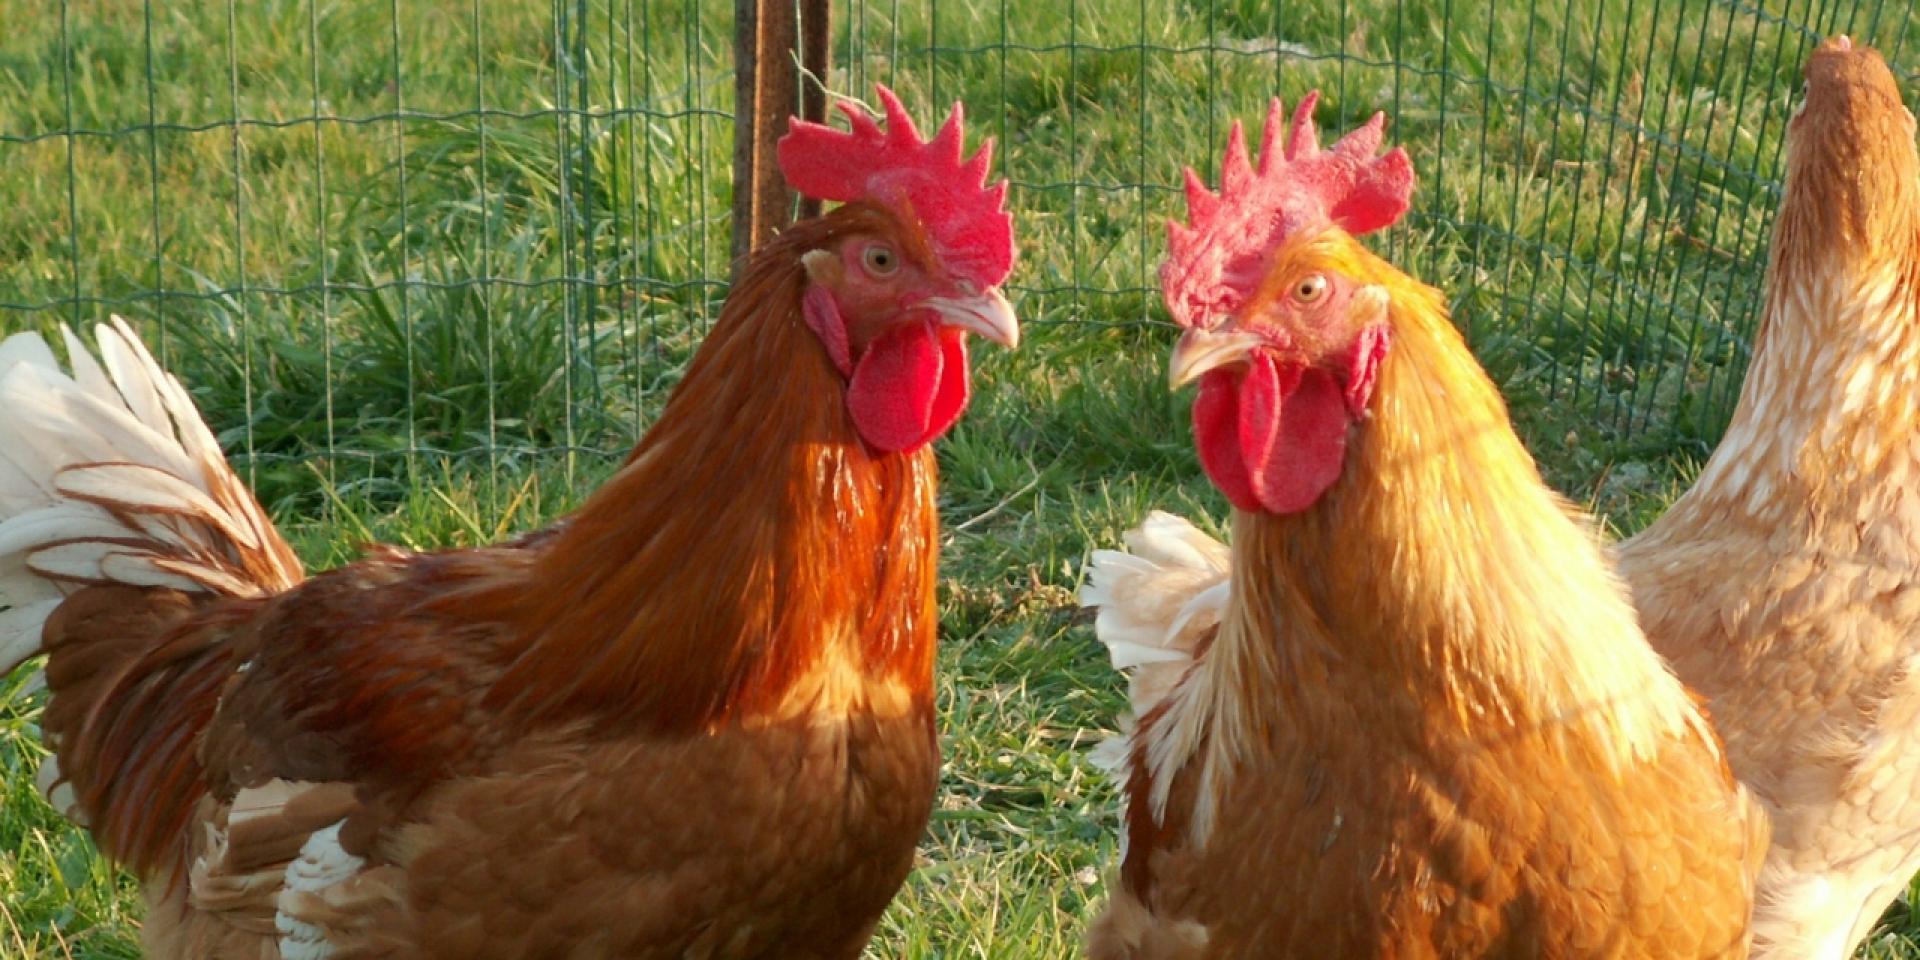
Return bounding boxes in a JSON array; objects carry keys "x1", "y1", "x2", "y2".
[{"x1": 3, "y1": 0, "x2": 1920, "y2": 955}]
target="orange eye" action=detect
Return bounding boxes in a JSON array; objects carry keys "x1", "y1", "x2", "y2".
[
  {"x1": 1294, "y1": 274, "x2": 1329, "y2": 303},
  {"x1": 862, "y1": 244, "x2": 899, "y2": 276}
]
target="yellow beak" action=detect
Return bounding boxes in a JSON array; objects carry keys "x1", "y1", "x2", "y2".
[
  {"x1": 1168, "y1": 326, "x2": 1264, "y2": 390},
  {"x1": 925, "y1": 288, "x2": 1020, "y2": 349}
]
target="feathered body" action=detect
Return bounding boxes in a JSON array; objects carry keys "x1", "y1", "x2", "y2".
[
  {"x1": 0, "y1": 86, "x2": 1019, "y2": 959},
  {"x1": 1082, "y1": 99, "x2": 1764, "y2": 958},
  {"x1": 1616, "y1": 38, "x2": 1920, "y2": 959}
]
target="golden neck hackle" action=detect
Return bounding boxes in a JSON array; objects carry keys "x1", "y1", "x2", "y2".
[{"x1": 1212, "y1": 251, "x2": 1690, "y2": 764}]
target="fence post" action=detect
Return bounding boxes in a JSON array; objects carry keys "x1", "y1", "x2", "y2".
[
  {"x1": 732, "y1": 0, "x2": 832, "y2": 273},
  {"x1": 796, "y1": 0, "x2": 828, "y2": 222}
]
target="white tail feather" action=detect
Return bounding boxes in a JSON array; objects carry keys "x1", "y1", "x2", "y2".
[
  {"x1": 0, "y1": 599, "x2": 61, "y2": 678},
  {"x1": 57, "y1": 462, "x2": 264, "y2": 551},
  {"x1": 0, "y1": 552, "x2": 60, "y2": 604},
  {"x1": 1081, "y1": 510, "x2": 1240, "y2": 850},
  {"x1": 2, "y1": 364, "x2": 201, "y2": 481},
  {"x1": 1082, "y1": 511, "x2": 1245, "y2": 843},
  {"x1": 0, "y1": 331, "x2": 58, "y2": 375},
  {"x1": 58, "y1": 326, "x2": 117, "y2": 408},
  {"x1": 102, "y1": 318, "x2": 232, "y2": 476},
  {"x1": 0, "y1": 455, "x2": 44, "y2": 515},
  {"x1": 0, "y1": 503, "x2": 136, "y2": 556},
  {"x1": 94, "y1": 321, "x2": 174, "y2": 437},
  {"x1": 0, "y1": 317, "x2": 302, "y2": 688},
  {"x1": 1080, "y1": 511, "x2": 1231, "y2": 724},
  {"x1": 143, "y1": 555, "x2": 264, "y2": 596}
]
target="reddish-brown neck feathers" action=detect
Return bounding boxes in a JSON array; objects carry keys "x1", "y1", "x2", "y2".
[
  {"x1": 1236, "y1": 267, "x2": 1520, "y2": 662},
  {"x1": 1227, "y1": 266, "x2": 1607, "y2": 728},
  {"x1": 477, "y1": 211, "x2": 941, "y2": 731}
]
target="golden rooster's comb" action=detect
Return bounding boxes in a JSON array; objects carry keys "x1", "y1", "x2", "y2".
[{"x1": 1161, "y1": 92, "x2": 1415, "y2": 330}]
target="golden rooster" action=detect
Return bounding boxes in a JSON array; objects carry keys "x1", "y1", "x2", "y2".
[
  {"x1": 0, "y1": 85, "x2": 1018, "y2": 959},
  {"x1": 1079, "y1": 95, "x2": 1765, "y2": 958},
  {"x1": 1616, "y1": 36, "x2": 1920, "y2": 959}
]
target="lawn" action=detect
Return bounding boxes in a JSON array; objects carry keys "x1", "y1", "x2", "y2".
[{"x1": 2, "y1": 0, "x2": 1918, "y2": 956}]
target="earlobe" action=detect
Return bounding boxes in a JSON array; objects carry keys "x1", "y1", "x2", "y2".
[
  {"x1": 803, "y1": 285, "x2": 853, "y2": 377},
  {"x1": 1342, "y1": 324, "x2": 1391, "y2": 417},
  {"x1": 802, "y1": 249, "x2": 842, "y2": 285}
]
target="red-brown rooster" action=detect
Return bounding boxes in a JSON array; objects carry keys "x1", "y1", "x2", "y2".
[
  {"x1": 1617, "y1": 37, "x2": 1920, "y2": 959},
  {"x1": 0, "y1": 84, "x2": 1018, "y2": 959},
  {"x1": 1079, "y1": 95, "x2": 1765, "y2": 958}
]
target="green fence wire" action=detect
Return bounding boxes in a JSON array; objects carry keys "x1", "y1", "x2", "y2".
[{"x1": 3, "y1": 0, "x2": 1916, "y2": 518}]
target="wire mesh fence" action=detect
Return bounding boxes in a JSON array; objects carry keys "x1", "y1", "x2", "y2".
[{"x1": 3, "y1": 0, "x2": 1915, "y2": 517}]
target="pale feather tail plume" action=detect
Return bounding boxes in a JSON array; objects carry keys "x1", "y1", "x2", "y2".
[
  {"x1": 1079, "y1": 510, "x2": 1230, "y2": 770},
  {"x1": 0, "y1": 316, "x2": 302, "y2": 679}
]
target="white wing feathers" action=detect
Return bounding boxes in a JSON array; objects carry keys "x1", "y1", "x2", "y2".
[
  {"x1": 1080, "y1": 511, "x2": 1231, "y2": 771},
  {"x1": 0, "y1": 316, "x2": 301, "y2": 678}
]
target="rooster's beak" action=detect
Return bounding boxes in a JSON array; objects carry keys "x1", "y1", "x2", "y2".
[
  {"x1": 1168, "y1": 325, "x2": 1264, "y2": 390},
  {"x1": 926, "y1": 288, "x2": 1020, "y2": 349}
]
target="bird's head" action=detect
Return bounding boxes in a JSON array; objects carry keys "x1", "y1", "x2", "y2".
[
  {"x1": 1783, "y1": 36, "x2": 1918, "y2": 263},
  {"x1": 777, "y1": 85, "x2": 1019, "y2": 454},
  {"x1": 1160, "y1": 93, "x2": 1415, "y2": 515}
]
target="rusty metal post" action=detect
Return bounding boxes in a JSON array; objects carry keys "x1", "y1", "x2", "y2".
[
  {"x1": 730, "y1": 0, "x2": 766, "y2": 268},
  {"x1": 731, "y1": 0, "x2": 833, "y2": 272},
  {"x1": 796, "y1": 0, "x2": 830, "y2": 221}
]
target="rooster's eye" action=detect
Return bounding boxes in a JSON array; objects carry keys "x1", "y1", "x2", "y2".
[
  {"x1": 862, "y1": 245, "x2": 899, "y2": 277},
  {"x1": 1294, "y1": 274, "x2": 1329, "y2": 303}
]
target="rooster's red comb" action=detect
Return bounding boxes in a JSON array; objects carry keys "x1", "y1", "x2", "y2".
[
  {"x1": 777, "y1": 84, "x2": 1014, "y2": 289},
  {"x1": 1161, "y1": 92, "x2": 1414, "y2": 330}
]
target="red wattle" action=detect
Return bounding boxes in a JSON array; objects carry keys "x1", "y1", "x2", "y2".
[
  {"x1": 1235, "y1": 353, "x2": 1293, "y2": 506},
  {"x1": 1191, "y1": 354, "x2": 1356, "y2": 515},
  {"x1": 846, "y1": 318, "x2": 971, "y2": 453},
  {"x1": 925, "y1": 328, "x2": 970, "y2": 444},
  {"x1": 1193, "y1": 370, "x2": 1259, "y2": 512},
  {"x1": 1250, "y1": 364, "x2": 1350, "y2": 513}
]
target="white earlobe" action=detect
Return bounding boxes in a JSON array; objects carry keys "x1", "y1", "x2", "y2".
[{"x1": 802, "y1": 249, "x2": 839, "y2": 284}]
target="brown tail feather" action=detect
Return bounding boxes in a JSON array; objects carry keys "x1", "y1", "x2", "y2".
[{"x1": 40, "y1": 584, "x2": 264, "y2": 880}]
